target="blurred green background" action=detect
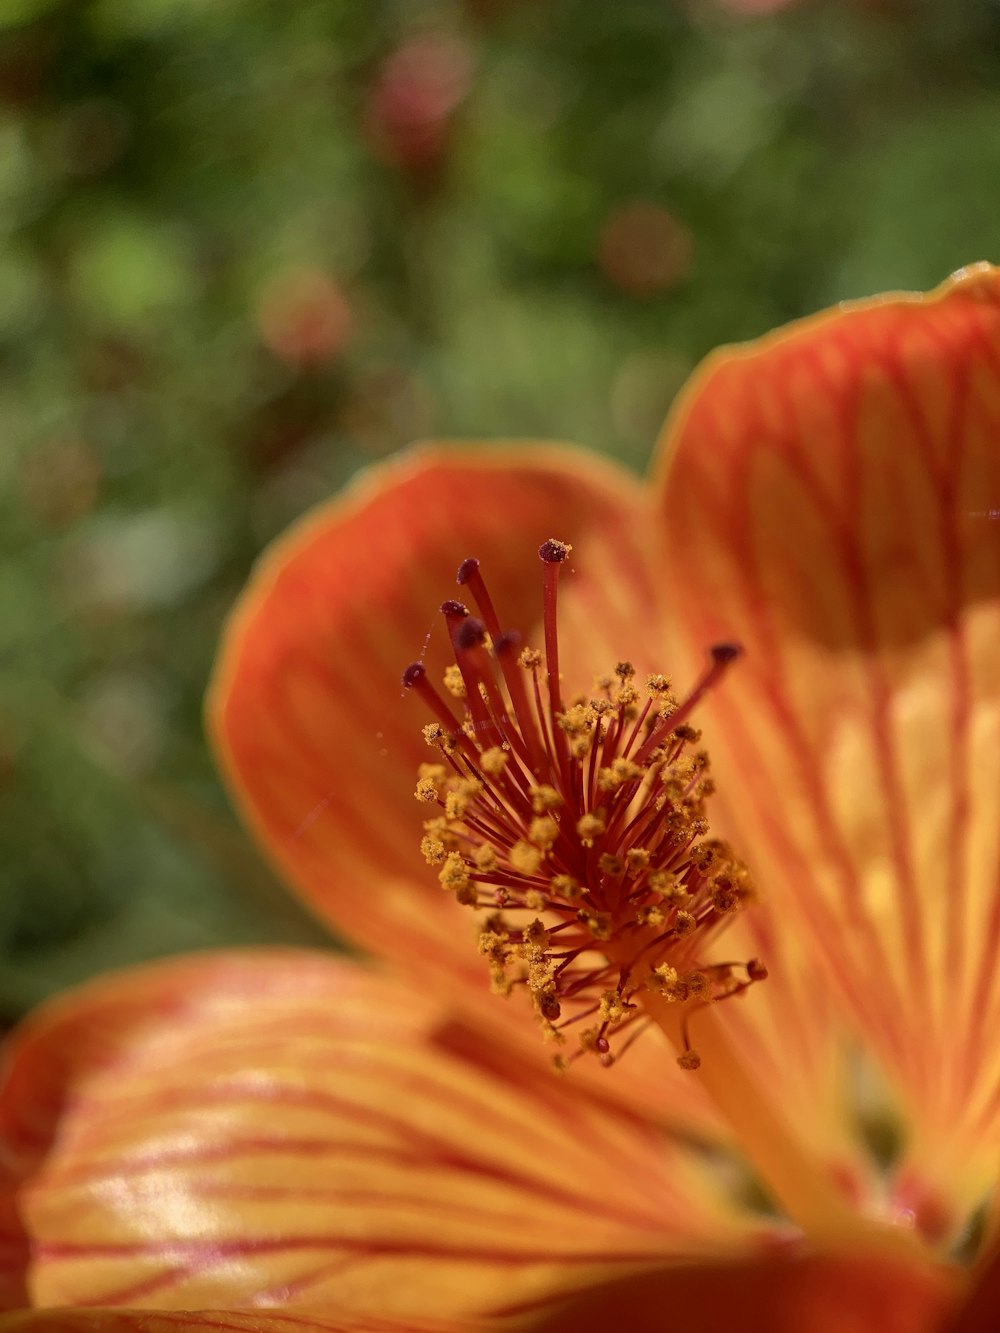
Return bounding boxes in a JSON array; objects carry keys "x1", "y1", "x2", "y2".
[{"x1": 2, "y1": 0, "x2": 998, "y2": 1021}]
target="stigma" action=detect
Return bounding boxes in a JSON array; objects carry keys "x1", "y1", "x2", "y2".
[{"x1": 403, "y1": 540, "x2": 766, "y2": 1071}]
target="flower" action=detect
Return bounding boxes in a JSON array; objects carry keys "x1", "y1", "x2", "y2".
[{"x1": 1, "y1": 264, "x2": 998, "y2": 1331}]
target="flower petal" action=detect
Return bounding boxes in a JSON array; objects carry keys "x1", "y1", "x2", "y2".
[
  {"x1": 0, "y1": 1312, "x2": 476, "y2": 1333},
  {"x1": 523, "y1": 1250, "x2": 957, "y2": 1333},
  {"x1": 0, "y1": 1311, "x2": 482, "y2": 1332},
  {"x1": 652, "y1": 264, "x2": 1000, "y2": 1206},
  {"x1": 0, "y1": 951, "x2": 752, "y2": 1319}
]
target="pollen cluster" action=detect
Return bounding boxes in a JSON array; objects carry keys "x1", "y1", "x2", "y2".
[{"x1": 403, "y1": 541, "x2": 765, "y2": 1070}]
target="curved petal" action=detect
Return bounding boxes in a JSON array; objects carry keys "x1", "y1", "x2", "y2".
[
  {"x1": 0, "y1": 1312, "x2": 477, "y2": 1333},
  {"x1": 0, "y1": 951, "x2": 754, "y2": 1319},
  {"x1": 652, "y1": 265, "x2": 1000, "y2": 1211},
  {"x1": 943, "y1": 1232, "x2": 1000, "y2": 1333},
  {"x1": 0, "y1": 1312, "x2": 488, "y2": 1332},
  {"x1": 206, "y1": 444, "x2": 711, "y2": 1121},
  {"x1": 523, "y1": 1250, "x2": 957, "y2": 1333}
]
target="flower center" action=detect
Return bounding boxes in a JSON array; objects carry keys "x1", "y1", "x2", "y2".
[{"x1": 403, "y1": 539, "x2": 766, "y2": 1071}]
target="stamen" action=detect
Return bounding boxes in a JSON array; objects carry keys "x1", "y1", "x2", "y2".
[{"x1": 405, "y1": 542, "x2": 765, "y2": 1073}]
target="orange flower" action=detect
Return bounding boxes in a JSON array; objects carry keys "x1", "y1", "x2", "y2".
[{"x1": 1, "y1": 265, "x2": 998, "y2": 1332}]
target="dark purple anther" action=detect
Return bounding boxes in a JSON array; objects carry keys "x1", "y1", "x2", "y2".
[
  {"x1": 494, "y1": 629, "x2": 522, "y2": 656},
  {"x1": 456, "y1": 617, "x2": 487, "y2": 651},
  {"x1": 710, "y1": 642, "x2": 743, "y2": 666},
  {"x1": 538, "y1": 538, "x2": 570, "y2": 564}
]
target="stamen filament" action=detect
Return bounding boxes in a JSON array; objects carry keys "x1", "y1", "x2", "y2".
[{"x1": 643, "y1": 993, "x2": 928, "y2": 1256}]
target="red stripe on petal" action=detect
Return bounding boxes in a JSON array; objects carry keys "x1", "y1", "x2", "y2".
[
  {"x1": 1, "y1": 952, "x2": 756, "y2": 1320},
  {"x1": 523, "y1": 1250, "x2": 957, "y2": 1333},
  {"x1": 653, "y1": 265, "x2": 1000, "y2": 1212}
]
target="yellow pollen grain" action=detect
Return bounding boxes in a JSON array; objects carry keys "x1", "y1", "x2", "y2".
[
  {"x1": 420, "y1": 835, "x2": 446, "y2": 865},
  {"x1": 636, "y1": 904, "x2": 664, "y2": 927},
  {"x1": 576, "y1": 811, "x2": 606, "y2": 846},
  {"x1": 524, "y1": 889, "x2": 546, "y2": 911},
  {"x1": 532, "y1": 785, "x2": 562, "y2": 813},
  {"x1": 558, "y1": 703, "x2": 595, "y2": 735},
  {"x1": 599, "y1": 989, "x2": 629, "y2": 1024},
  {"x1": 529, "y1": 815, "x2": 559, "y2": 849},
  {"x1": 685, "y1": 970, "x2": 711, "y2": 1000},
  {"x1": 519, "y1": 647, "x2": 542, "y2": 670},
  {"x1": 598, "y1": 757, "x2": 642, "y2": 791},
  {"x1": 712, "y1": 876, "x2": 743, "y2": 913},
  {"x1": 617, "y1": 684, "x2": 639, "y2": 711},
  {"x1": 510, "y1": 840, "x2": 543, "y2": 876},
  {"x1": 650, "y1": 962, "x2": 680, "y2": 998},
  {"x1": 443, "y1": 664, "x2": 466, "y2": 698},
  {"x1": 646, "y1": 673, "x2": 671, "y2": 694},
  {"x1": 598, "y1": 853, "x2": 624, "y2": 876},
  {"x1": 522, "y1": 918, "x2": 549, "y2": 954},
  {"x1": 673, "y1": 910, "x2": 697, "y2": 938},
  {"x1": 551, "y1": 873, "x2": 580, "y2": 899},
  {"x1": 577, "y1": 908, "x2": 611, "y2": 940},
  {"x1": 439, "y1": 851, "x2": 472, "y2": 895},
  {"x1": 691, "y1": 838, "x2": 726, "y2": 871},
  {"x1": 414, "y1": 777, "x2": 439, "y2": 802},
  {"x1": 478, "y1": 924, "x2": 509, "y2": 964},
  {"x1": 473, "y1": 844, "x2": 498, "y2": 873},
  {"x1": 445, "y1": 779, "x2": 482, "y2": 819},
  {"x1": 649, "y1": 869, "x2": 688, "y2": 902},
  {"x1": 615, "y1": 661, "x2": 635, "y2": 680},
  {"x1": 422, "y1": 722, "x2": 454, "y2": 752},
  {"x1": 480, "y1": 746, "x2": 509, "y2": 776}
]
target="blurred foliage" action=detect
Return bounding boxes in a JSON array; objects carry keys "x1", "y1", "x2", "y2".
[{"x1": 2, "y1": 0, "x2": 998, "y2": 1019}]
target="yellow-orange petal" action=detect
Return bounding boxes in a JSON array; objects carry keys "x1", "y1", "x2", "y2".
[
  {"x1": 524, "y1": 1250, "x2": 958, "y2": 1333},
  {"x1": 0, "y1": 950, "x2": 754, "y2": 1320},
  {"x1": 652, "y1": 264, "x2": 1000, "y2": 1209},
  {"x1": 0, "y1": 1312, "x2": 480, "y2": 1333},
  {"x1": 208, "y1": 445, "x2": 658, "y2": 990}
]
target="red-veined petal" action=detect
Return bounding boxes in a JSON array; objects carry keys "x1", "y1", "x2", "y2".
[
  {"x1": 0, "y1": 951, "x2": 754, "y2": 1319},
  {"x1": 652, "y1": 264, "x2": 1000, "y2": 1216},
  {"x1": 523, "y1": 1250, "x2": 957, "y2": 1333},
  {"x1": 0, "y1": 1311, "x2": 478, "y2": 1332}
]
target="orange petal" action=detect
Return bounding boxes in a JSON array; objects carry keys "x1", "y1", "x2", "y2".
[
  {"x1": 523, "y1": 1250, "x2": 957, "y2": 1333},
  {"x1": 652, "y1": 264, "x2": 1000, "y2": 1210},
  {"x1": 942, "y1": 1231, "x2": 1000, "y2": 1333},
  {"x1": 0, "y1": 1312, "x2": 478, "y2": 1333},
  {"x1": 0, "y1": 1311, "x2": 490, "y2": 1332},
  {"x1": 0, "y1": 950, "x2": 753, "y2": 1319}
]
